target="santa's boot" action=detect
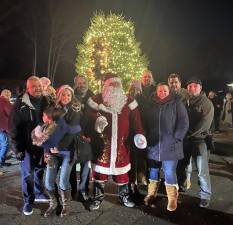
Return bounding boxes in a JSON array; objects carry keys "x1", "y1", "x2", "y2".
[
  {"x1": 144, "y1": 180, "x2": 159, "y2": 206},
  {"x1": 165, "y1": 184, "x2": 179, "y2": 211},
  {"x1": 60, "y1": 190, "x2": 71, "y2": 218},
  {"x1": 89, "y1": 182, "x2": 105, "y2": 211},
  {"x1": 118, "y1": 184, "x2": 135, "y2": 208},
  {"x1": 44, "y1": 190, "x2": 58, "y2": 217}
]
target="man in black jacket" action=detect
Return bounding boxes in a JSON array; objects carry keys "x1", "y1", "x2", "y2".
[
  {"x1": 71, "y1": 75, "x2": 94, "y2": 201},
  {"x1": 9, "y1": 76, "x2": 49, "y2": 215}
]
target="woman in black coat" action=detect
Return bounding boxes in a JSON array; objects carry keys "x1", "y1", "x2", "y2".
[
  {"x1": 144, "y1": 83, "x2": 189, "y2": 211},
  {"x1": 44, "y1": 85, "x2": 81, "y2": 218}
]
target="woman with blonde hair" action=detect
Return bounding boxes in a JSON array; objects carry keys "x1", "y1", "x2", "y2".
[{"x1": 44, "y1": 85, "x2": 81, "y2": 217}]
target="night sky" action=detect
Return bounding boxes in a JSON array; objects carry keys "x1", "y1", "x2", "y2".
[{"x1": 0, "y1": 0, "x2": 233, "y2": 90}]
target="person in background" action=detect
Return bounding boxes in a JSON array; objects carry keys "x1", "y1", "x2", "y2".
[
  {"x1": 0, "y1": 89, "x2": 13, "y2": 167},
  {"x1": 128, "y1": 70, "x2": 156, "y2": 192},
  {"x1": 168, "y1": 73, "x2": 189, "y2": 104},
  {"x1": 9, "y1": 76, "x2": 49, "y2": 216},
  {"x1": 208, "y1": 91, "x2": 222, "y2": 132},
  {"x1": 127, "y1": 80, "x2": 148, "y2": 194},
  {"x1": 72, "y1": 75, "x2": 94, "y2": 201},
  {"x1": 40, "y1": 77, "x2": 55, "y2": 103},
  {"x1": 221, "y1": 92, "x2": 233, "y2": 128},
  {"x1": 40, "y1": 77, "x2": 51, "y2": 95},
  {"x1": 140, "y1": 70, "x2": 156, "y2": 98},
  {"x1": 143, "y1": 83, "x2": 189, "y2": 211}
]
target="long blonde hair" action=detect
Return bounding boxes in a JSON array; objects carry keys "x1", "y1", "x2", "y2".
[{"x1": 56, "y1": 85, "x2": 81, "y2": 112}]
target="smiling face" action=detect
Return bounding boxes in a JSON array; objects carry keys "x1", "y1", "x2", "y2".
[
  {"x1": 27, "y1": 78, "x2": 42, "y2": 98},
  {"x1": 168, "y1": 77, "x2": 181, "y2": 92},
  {"x1": 75, "y1": 76, "x2": 88, "y2": 94},
  {"x1": 187, "y1": 82, "x2": 202, "y2": 97},
  {"x1": 59, "y1": 89, "x2": 73, "y2": 106},
  {"x1": 141, "y1": 71, "x2": 154, "y2": 87},
  {"x1": 156, "y1": 84, "x2": 170, "y2": 99}
]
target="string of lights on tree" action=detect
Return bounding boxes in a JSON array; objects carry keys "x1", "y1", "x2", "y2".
[{"x1": 75, "y1": 12, "x2": 149, "y2": 92}]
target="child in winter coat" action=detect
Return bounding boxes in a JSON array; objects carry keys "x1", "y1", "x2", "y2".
[{"x1": 31, "y1": 105, "x2": 81, "y2": 157}]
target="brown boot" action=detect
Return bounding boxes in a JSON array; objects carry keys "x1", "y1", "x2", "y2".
[
  {"x1": 144, "y1": 180, "x2": 159, "y2": 206},
  {"x1": 60, "y1": 190, "x2": 71, "y2": 218},
  {"x1": 165, "y1": 184, "x2": 178, "y2": 211},
  {"x1": 44, "y1": 190, "x2": 58, "y2": 217}
]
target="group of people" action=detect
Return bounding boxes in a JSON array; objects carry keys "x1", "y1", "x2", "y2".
[{"x1": 0, "y1": 70, "x2": 220, "y2": 217}]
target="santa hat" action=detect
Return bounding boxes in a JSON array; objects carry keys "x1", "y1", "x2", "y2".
[
  {"x1": 103, "y1": 73, "x2": 122, "y2": 87},
  {"x1": 56, "y1": 85, "x2": 74, "y2": 99}
]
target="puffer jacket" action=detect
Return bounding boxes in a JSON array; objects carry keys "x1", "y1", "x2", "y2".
[{"x1": 145, "y1": 94, "x2": 189, "y2": 161}]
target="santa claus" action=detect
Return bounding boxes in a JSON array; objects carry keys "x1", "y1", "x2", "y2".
[{"x1": 86, "y1": 73, "x2": 146, "y2": 210}]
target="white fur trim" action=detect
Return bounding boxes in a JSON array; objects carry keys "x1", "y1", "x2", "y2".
[
  {"x1": 128, "y1": 99, "x2": 138, "y2": 110},
  {"x1": 87, "y1": 97, "x2": 99, "y2": 111},
  {"x1": 22, "y1": 93, "x2": 35, "y2": 109},
  {"x1": 104, "y1": 77, "x2": 122, "y2": 87},
  {"x1": 117, "y1": 182, "x2": 129, "y2": 186},
  {"x1": 110, "y1": 112, "x2": 118, "y2": 173},
  {"x1": 87, "y1": 98, "x2": 116, "y2": 114},
  {"x1": 99, "y1": 103, "x2": 115, "y2": 114},
  {"x1": 93, "y1": 163, "x2": 131, "y2": 175},
  {"x1": 88, "y1": 97, "x2": 127, "y2": 114},
  {"x1": 165, "y1": 182, "x2": 179, "y2": 190}
]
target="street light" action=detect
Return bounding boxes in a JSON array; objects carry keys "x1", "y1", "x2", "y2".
[{"x1": 227, "y1": 83, "x2": 233, "y2": 91}]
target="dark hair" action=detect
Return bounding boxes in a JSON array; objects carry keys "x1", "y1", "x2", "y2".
[
  {"x1": 168, "y1": 73, "x2": 181, "y2": 82},
  {"x1": 186, "y1": 77, "x2": 202, "y2": 86},
  {"x1": 156, "y1": 82, "x2": 170, "y2": 92},
  {"x1": 43, "y1": 106, "x2": 64, "y2": 121}
]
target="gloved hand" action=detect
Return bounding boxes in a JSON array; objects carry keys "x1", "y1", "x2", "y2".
[
  {"x1": 95, "y1": 115, "x2": 108, "y2": 133},
  {"x1": 16, "y1": 152, "x2": 25, "y2": 161}
]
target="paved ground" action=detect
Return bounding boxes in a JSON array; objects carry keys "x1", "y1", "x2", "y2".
[{"x1": 0, "y1": 129, "x2": 233, "y2": 225}]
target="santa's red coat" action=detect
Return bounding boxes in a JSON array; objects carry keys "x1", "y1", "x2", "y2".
[{"x1": 87, "y1": 94, "x2": 144, "y2": 175}]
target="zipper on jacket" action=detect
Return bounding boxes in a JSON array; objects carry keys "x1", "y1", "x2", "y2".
[{"x1": 158, "y1": 107, "x2": 162, "y2": 161}]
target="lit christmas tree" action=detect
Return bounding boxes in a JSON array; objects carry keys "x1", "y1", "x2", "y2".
[{"x1": 75, "y1": 12, "x2": 149, "y2": 92}]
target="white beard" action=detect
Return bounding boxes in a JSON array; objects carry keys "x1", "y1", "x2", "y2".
[{"x1": 102, "y1": 86, "x2": 127, "y2": 113}]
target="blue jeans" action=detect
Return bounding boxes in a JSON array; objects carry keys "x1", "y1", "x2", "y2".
[
  {"x1": 70, "y1": 161, "x2": 90, "y2": 195},
  {"x1": 45, "y1": 151, "x2": 75, "y2": 191},
  {"x1": 0, "y1": 130, "x2": 9, "y2": 163},
  {"x1": 149, "y1": 160, "x2": 178, "y2": 185},
  {"x1": 186, "y1": 141, "x2": 211, "y2": 200},
  {"x1": 79, "y1": 161, "x2": 90, "y2": 194},
  {"x1": 20, "y1": 151, "x2": 45, "y2": 204}
]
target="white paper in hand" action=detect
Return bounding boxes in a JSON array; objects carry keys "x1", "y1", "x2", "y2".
[{"x1": 134, "y1": 134, "x2": 147, "y2": 149}]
